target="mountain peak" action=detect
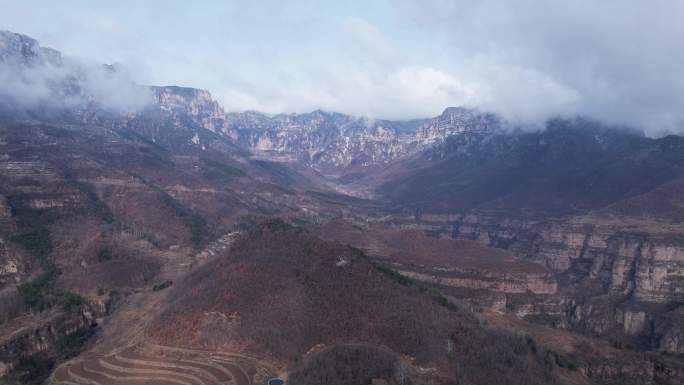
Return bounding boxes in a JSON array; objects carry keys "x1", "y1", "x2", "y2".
[
  {"x1": 0, "y1": 30, "x2": 62, "y2": 66},
  {"x1": 441, "y1": 106, "x2": 474, "y2": 116}
]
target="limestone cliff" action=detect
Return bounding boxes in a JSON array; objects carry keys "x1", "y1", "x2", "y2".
[
  {"x1": 383, "y1": 209, "x2": 684, "y2": 353},
  {"x1": 150, "y1": 86, "x2": 226, "y2": 132},
  {"x1": 225, "y1": 107, "x2": 501, "y2": 174},
  {"x1": 0, "y1": 308, "x2": 96, "y2": 383}
]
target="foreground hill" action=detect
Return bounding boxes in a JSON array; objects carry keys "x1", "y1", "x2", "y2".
[{"x1": 151, "y1": 220, "x2": 574, "y2": 385}]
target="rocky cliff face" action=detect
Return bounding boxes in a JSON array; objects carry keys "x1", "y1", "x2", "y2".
[
  {"x1": 469, "y1": 214, "x2": 684, "y2": 309},
  {"x1": 525, "y1": 217, "x2": 684, "y2": 304},
  {"x1": 226, "y1": 110, "x2": 413, "y2": 171},
  {"x1": 0, "y1": 31, "x2": 62, "y2": 67},
  {"x1": 379, "y1": 209, "x2": 684, "y2": 354},
  {"x1": 225, "y1": 107, "x2": 502, "y2": 175},
  {"x1": 0, "y1": 31, "x2": 236, "y2": 141},
  {"x1": 150, "y1": 86, "x2": 226, "y2": 132},
  {"x1": 416, "y1": 107, "x2": 500, "y2": 143},
  {"x1": 395, "y1": 267, "x2": 557, "y2": 295},
  {"x1": 0, "y1": 307, "x2": 97, "y2": 384}
]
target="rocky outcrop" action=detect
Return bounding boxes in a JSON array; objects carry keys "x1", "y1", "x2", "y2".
[
  {"x1": 150, "y1": 86, "x2": 226, "y2": 132},
  {"x1": 226, "y1": 110, "x2": 410, "y2": 170},
  {"x1": 0, "y1": 243, "x2": 21, "y2": 287},
  {"x1": 582, "y1": 358, "x2": 655, "y2": 385},
  {"x1": 0, "y1": 308, "x2": 97, "y2": 383},
  {"x1": 0, "y1": 195, "x2": 14, "y2": 238},
  {"x1": 655, "y1": 308, "x2": 684, "y2": 353},
  {"x1": 395, "y1": 266, "x2": 557, "y2": 295},
  {"x1": 416, "y1": 107, "x2": 500, "y2": 143},
  {"x1": 0, "y1": 30, "x2": 62, "y2": 67}
]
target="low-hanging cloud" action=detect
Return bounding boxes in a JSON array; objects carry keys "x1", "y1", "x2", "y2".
[
  {"x1": 395, "y1": 0, "x2": 684, "y2": 134},
  {"x1": 1, "y1": 1, "x2": 682, "y2": 135},
  {"x1": 0, "y1": 31, "x2": 151, "y2": 114}
]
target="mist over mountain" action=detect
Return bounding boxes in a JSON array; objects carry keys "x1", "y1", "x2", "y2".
[
  {"x1": 0, "y1": 31, "x2": 151, "y2": 115},
  {"x1": 397, "y1": 0, "x2": 684, "y2": 132},
  {"x1": 3, "y1": 1, "x2": 682, "y2": 133}
]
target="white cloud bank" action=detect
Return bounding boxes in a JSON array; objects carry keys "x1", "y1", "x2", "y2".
[
  {"x1": 395, "y1": 0, "x2": 684, "y2": 134},
  {"x1": 1, "y1": 1, "x2": 683, "y2": 134},
  {"x1": 0, "y1": 31, "x2": 151, "y2": 113}
]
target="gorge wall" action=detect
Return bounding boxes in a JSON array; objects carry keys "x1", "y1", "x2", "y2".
[{"x1": 377, "y1": 209, "x2": 684, "y2": 353}]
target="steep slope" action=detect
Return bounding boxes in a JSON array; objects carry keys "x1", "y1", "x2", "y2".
[{"x1": 378, "y1": 118, "x2": 684, "y2": 214}]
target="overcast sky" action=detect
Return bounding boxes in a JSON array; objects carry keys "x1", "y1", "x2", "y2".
[{"x1": 1, "y1": 0, "x2": 683, "y2": 133}]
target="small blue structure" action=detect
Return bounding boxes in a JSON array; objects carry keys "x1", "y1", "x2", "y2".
[{"x1": 268, "y1": 378, "x2": 285, "y2": 385}]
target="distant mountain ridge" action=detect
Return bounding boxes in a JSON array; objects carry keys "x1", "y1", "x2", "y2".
[
  {"x1": 224, "y1": 107, "x2": 504, "y2": 175},
  {"x1": 0, "y1": 30, "x2": 507, "y2": 177}
]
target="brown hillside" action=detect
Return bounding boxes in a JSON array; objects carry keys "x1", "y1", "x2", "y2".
[
  {"x1": 309, "y1": 220, "x2": 547, "y2": 274},
  {"x1": 150, "y1": 220, "x2": 569, "y2": 385}
]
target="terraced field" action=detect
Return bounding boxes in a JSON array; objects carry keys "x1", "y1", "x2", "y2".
[
  {"x1": 50, "y1": 345, "x2": 274, "y2": 385},
  {"x1": 49, "y1": 230, "x2": 279, "y2": 385}
]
